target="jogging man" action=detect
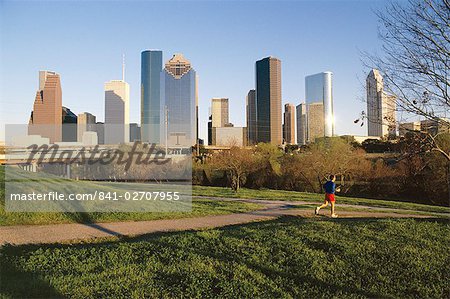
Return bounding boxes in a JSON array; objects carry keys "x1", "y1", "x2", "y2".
[{"x1": 315, "y1": 174, "x2": 340, "y2": 218}]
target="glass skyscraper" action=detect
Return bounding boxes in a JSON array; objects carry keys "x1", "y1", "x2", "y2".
[
  {"x1": 161, "y1": 53, "x2": 197, "y2": 147},
  {"x1": 141, "y1": 50, "x2": 163, "y2": 143},
  {"x1": 305, "y1": 72, "x2": 334, "y2": 140}
]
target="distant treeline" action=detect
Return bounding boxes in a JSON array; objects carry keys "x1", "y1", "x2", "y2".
[{"x1": 194, "y1": 135, "x2": 450, "y2": 207}]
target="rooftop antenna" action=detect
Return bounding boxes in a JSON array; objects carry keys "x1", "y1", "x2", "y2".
[{"x1": 122, "y1": 54, "x2": 125, "y2": 81}]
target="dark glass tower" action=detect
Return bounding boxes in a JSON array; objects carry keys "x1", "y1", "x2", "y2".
[
  {"x1": 141, "y1": 50, "x2": 163, "y2": 143},
  {"x1": 246, "y1": 89, "x2": 256, "y2": 145},
  {"x1": 255, "y1": 57, "x2": 282, "y2": 144}
]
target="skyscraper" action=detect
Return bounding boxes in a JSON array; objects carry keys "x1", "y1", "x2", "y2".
[
  {"x1": 366, "y1": 69, "x2": 397, "y2": 138},
  {"x1": 305, "y1": 72, "x2": 334, "y2": 141},
  {"x1": 28, "y1": 71, "x2": 62, "y2": 143},
  {"x1": 283, "y1": 103, "x2": 296, "y2": 144},
  {"x1": 211, "y1": 98, "x2": 229, "y2": 127},
  {"x1": 77, "y1": 112, "x2": 96, "y2": 142},
  {"x1": 104, "y1": 79, "x2": 130, "y2": 144},
  {"x1": 62, "y1": 106, "x2": 77, "y2": 142},
  {"x1": 141, "y1": 50, "x2": 163, "y2": 143},
  {"x1": 161, "y1": 53, "x2": 197, "y2": 147},
  {"x1": 246, "y1": 89, "x2": 257, "y2": 145},
  {"x1": 256, "y1": 56, "x2": 282, "y2": 145},
  {"x1": 296, "y1": 103, "x2": 307, "y2": 145},
  {"x1": 307, "y1": 102, "x2": 324, "y2": 142},
  {"x1": 129, "y1": 123, "x2": 141, "y2": 142}
]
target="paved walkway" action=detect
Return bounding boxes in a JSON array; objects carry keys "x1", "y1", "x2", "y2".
[{"x1": 0, "y1": 197, "x2": 446, "y2": 246}]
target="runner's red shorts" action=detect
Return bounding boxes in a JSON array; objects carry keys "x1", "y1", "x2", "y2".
[{"x1": 325, "y1": 193, "x2": 335, "y2": 202}]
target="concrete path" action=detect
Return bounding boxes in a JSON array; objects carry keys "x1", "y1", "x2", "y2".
[{"x1": 0, "y1": 197, "x2": 446, "y2": 246}]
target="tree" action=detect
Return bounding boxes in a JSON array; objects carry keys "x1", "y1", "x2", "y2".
[
  {"x1": 361, "y1": 0, "x2": 450, "y2": 205},
  {"x1": 211, "y1": 147, "x2": 255, "y2": 192}
]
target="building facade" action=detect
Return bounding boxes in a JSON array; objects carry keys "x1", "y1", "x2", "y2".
[
  {"x1": 296, "y1": 103, "x2": 307, "y2": 145},
  {"x1": 161, "y1": 53, "x2": 197, "y2": 147},
  {"x1": 256, "y1": 57, "x2": 282, "y2": 145},
  {"x1": 77, "y1": 112, "x2": 97, "y2": 142},
  {"x1": 211, "y1": 98, "x2": 229, "y2": 127},
  {"x1": 129, "y1": 123, "x2": 141, "y2": 142},
  {"x1": 62, "y1": 106, "x2": 77, "y2": 142},
  {"x1": 283, "y1": 103, "x2": 296, "y2": 144},
  {"x1": 246, "y1": 89, "x2": 257, "y2": 145},
  {"x1": 28, "y1": 71, "x2": 63, "y2": 143},
  {"x1": 420, "y1": 118, "x2": 450, "y2": 136},
  {"x1": 104, "y1": 80, "x2": 130, "y2": 144},
  {"x1": 211, "y1": 127, "x2": 247, "y2": 147},
  {"x1": 307, "y1": 102, "x2": 325, "y2": 143},
  {"x1": 398, "y1": 121, "x2": 421, "y2": 137},
  {"x1": 305, "y1": 72, "x2": 334, "y2": 141},
  {"x1": 141, "y1": 50, "x2": 163, "y2": 144},
  {"x1": 366, "y1": 69, "x2": 397, "y2": 138}
]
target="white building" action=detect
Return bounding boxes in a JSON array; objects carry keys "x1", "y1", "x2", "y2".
[
  {"x1": 104, "y1": 80, "x2": 130, "y2": 144},
  {"x1": 366, "y1": 69, "x2": 396, "y2": 138}
]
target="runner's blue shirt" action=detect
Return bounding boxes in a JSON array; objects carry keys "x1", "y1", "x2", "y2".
[{"x1": 323, "y1": 181, "x2": 336, "y2": 194}]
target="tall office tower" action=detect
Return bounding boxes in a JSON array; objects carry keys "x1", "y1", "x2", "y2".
[
  {"x1": 366, "y1": 69, "x2": 397, "y2": 138},
  {"x1": 62, "y1": 106, "x2": 77, "y2": 142},
  {"x1": 104, "y1": 79, "x2": 130, "y2": 144},
  {"x1": 77, "y1": 112, "x2": 96, "y2": 142},
  {"x1": 256, "y1": 56, "x2": 282, "y2": 145},
  {"x1": 305, "y1": 72, "x2": 334, "y2": 141},
  {"x1": 195, "y1": 75, "x2": 199, "y2": 144},
  {"x1": 28, "y1": 71, "x2": 63, "y2": 143},
  {"x1": 246, "y1": 89, "x2": 257, "y2": 145},
  {"x1": 208, "y1": 113, "x2": 213, "y2": 145},
  {"x1": 211, "y1": 98, "x2": 229, "y2": 127},
  {"x1": 141, "y1": 50, "x2": 163, "y2": 143},
  {"x1": 307, "y1": 102, "x2": 325, "y2": 142},
  {"x1": 283, "y1": 103, "x2": 296, "y2": 144},
  {"x1": 95, "y1": 122, "x2": 105, "y2": 144},
  {"x1": 296, "y1": 103, "x2": 307, "y2": 145},
  {"x1": 161, "y1": 53, "x2": 197, "y2": 147},
  {"x1": 129, "y1": 123, "x2": 141, "y2": 142}
]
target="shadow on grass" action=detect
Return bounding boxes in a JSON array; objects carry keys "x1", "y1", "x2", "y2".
[
  {"x1": 59, "y1": 197, "x2": 123, "y2": 238},
  {"x1": 0, "y1": 245, "x2": 65, "y2": 298}
]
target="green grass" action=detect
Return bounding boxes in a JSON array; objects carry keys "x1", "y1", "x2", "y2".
[
  {"x1": 193, "y1": 186, "x2": 450, "y2": 215},
  {"x1": 1, "y1": 164, "x2": 448, "y2": 225},
  {"x1": 1, "y1": 217, "x2": 449, "y2": 298},
  {"x1": 0, "y1": 198, "x2": 261, "y2": 226},
  {"x1": 0, "y1": 167, "x2": 261, "y2": 226}
]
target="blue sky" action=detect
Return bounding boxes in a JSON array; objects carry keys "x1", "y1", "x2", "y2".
[{"x1": 0, "y1": 0, "x2": 387, "y2": 142}]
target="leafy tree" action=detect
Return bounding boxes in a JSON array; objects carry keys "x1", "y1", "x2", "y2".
[{"x1": 211, "y1": 147, "x2": 256, "y2": 192}]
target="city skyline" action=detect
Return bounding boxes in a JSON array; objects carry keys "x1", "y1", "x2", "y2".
[{"x1": 0, "y1": 1, "x2": 391, "y2": 142}]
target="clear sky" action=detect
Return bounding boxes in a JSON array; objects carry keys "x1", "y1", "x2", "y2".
[{"x1": 0, "y1": 0, "x2": 387, "y2": 142}]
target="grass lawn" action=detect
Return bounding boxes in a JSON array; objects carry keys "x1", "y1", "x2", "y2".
[
  {"x1": 1, "y1": 164, "x2": 448, "y2": 225},
  {"x1": 0, "y1": 167, "x2": 261, "y2": 226},
  {"x1": 1, "y1": 216, "x2": 449, "y2": 298},
  {"x1": 192, "y1": 186, "x2": 450, "y2": 215},
  {"x1": 0, "y1": 198, "x2": 261, "y2": 226}
]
